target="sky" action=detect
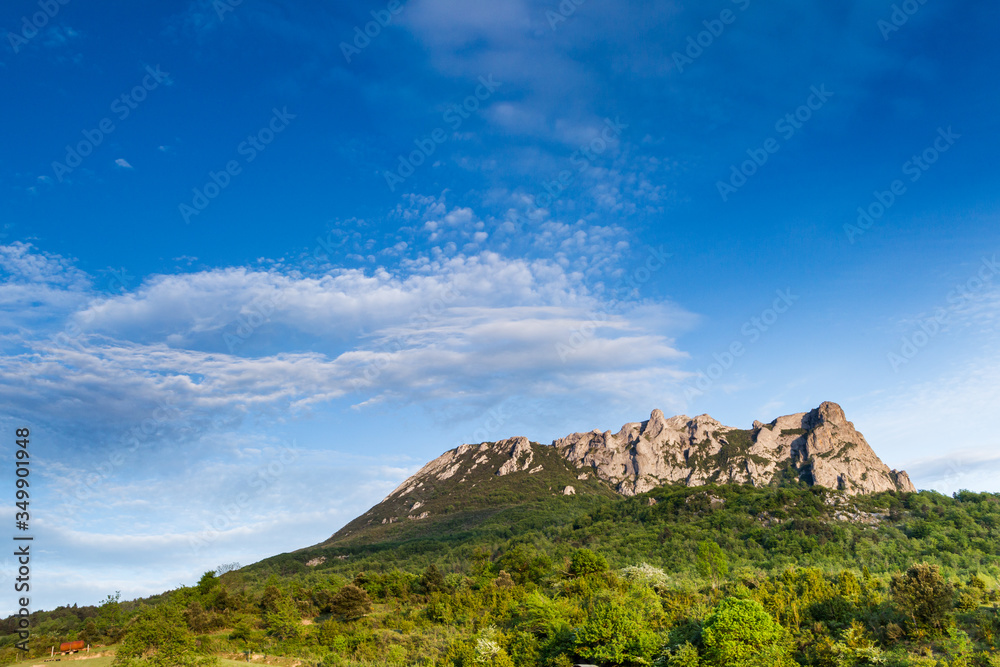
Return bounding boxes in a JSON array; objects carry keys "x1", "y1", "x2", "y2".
[{"x1": 1, "y1": 0, "x2": 998, "y2": 614}]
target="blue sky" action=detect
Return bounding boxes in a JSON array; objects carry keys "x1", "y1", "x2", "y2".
[{"x1": 1, "y1": 0, "x2": 999, "y2": 613}]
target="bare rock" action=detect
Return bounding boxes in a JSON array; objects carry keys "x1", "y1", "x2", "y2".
[
  {"x1": 496, "y1": 437, "x2": 534, "y2": 476},
  {"x1": 553, "y1": 402, "x2": 914, "y2": 496}
]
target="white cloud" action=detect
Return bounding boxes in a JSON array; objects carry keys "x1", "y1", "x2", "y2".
[
  {"x1": 903, "y1": 449, "x2": 1000, "y2": 496},
  {"x1": 0, "y1": 242, "x2": 92, "y2": 330},
  {"x1": 854, "y1": 347, "x2": 1000, "y2": 493},
  {"x1": 0, "y1": 239, "x2": 700, "y2": 615},
  {"x1": 0, "y1": 242, "x2": 695, "y2": 446}
]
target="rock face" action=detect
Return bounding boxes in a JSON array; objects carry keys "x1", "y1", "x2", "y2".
[
  {"x1": 370, "y1": 401, "x2": 912, "y2": 529},
  {"x1": 382, "y1": 437, "x2": 536, "y2": 504},
  {"x1": 553, "y1": 401, "x2": 915, "y2": 496},
  {"x1": 329, "y1": 436, "x2": 618, "y2": 540},
  {"x1": 326, "y1": 401, "x2": 913, "y2": 545}
]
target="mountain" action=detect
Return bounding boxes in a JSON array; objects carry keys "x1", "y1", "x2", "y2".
[
  {"x1": 320, "y1": 401, "x2": 913, "y2": 548},
  {"x1": 554, "y1": 400, "x2": 914, "y2": 496}
]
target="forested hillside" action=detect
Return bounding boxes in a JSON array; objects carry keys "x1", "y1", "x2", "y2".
[{"x1": 4, "y1": 484, "x2": 1000, "y2": 666}]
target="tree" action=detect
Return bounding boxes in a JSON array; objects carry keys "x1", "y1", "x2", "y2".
[
  {"x1": 113, "y1": 604, "x2": 217, "y2": 667},
  {"x1": 574, "y1": 591, "x2": 660, "y2": 666},
  {"x1": 259, "y1": 584, "x2": 285, "y2": 613},
  {"x1": 214, "y1": 562, "x2": 240, "y2": 576},
  {"x1": 328, "y1": 583, "x2": 373, "y2": 620},
  {"x1": 420, "y1": 563, "x2": 446, "y2": 594},
  {"x1": 312, "y1": 586, "x2": 336, "y2": 614},
  {"x1": 695, "y1": 541, "x2": 728, "y2": 591},
  {"x1": 891, "y1": 562, "x2": 954, "y2": 631},
  {"x1": 264, "y1": 597, "x2": 302, "y2": 641},
  {"x1": 620, "y1": 562, "x2": 670, "y2": 592},
  {"x1": 700, "y1": 597, "x2": 795, "y2": 667},
  {"x1": 195, "y1": 572, "x2": 219, "y2": 597},
  {"x1": 80, "y1": 619, "x2": 100, "y2": 646},
  {"x1": 183, "y1": 601, "x2": 213, "y2": 634},
  {"x1": 229, "y1": 618, "x2": 265, "y2": 654},
  {"x1": 474, "y1": 625, "x2": 515, "y2": 667},
  {"x1": 497, "y1": 544, "x2": 552, "y2": 584},
  {"x1": 569, "y1": 548, "x2": 608, "y2": 577},
  {"x1": 662, "y1": 641, "x2": 701, "y2": 667},
  {"x1": 96, "y1": 592, "x2": 126, "y2": 643}
]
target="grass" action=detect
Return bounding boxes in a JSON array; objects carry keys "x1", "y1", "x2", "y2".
[
  {"x1": 217, "y1": 658, "x2": 309, "y2": 666},
  {"x1": 4, "y1": 653, "x2": 115, "y2": 667},
  {"x1": 2, "y1": 649, "x2": 311, "y2": 667}
]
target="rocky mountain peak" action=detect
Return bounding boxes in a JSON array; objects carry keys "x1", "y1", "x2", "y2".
[
  {"x1": 812, "y1": 400, "x2": 848, "y2": 426},
  {"x1": 553, "y1": 401, "x2": 913, "y2": 496},
  {"x1": 332, "y1": 402, "x2": 914, "y2": 542}
]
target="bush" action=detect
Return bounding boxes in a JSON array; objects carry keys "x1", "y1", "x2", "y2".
[
  {"x1": 890, "y1": 563, "x2": 954, "y2": 631},
  {"x1": 113, "y1": 604, "x2": 218, "y2": 667},
  {"x1": 328, "y1": 584, "x2": 373, "y2": 620},
  {"x1": 569, "y1": 548, "x2": 608, "y2": 577},
  {"x1": 574, "y1": 591, "x2": 661, "y2": 666},
  {"x1": 700, "y1": 597, "x2": 795, "y2": 667}
]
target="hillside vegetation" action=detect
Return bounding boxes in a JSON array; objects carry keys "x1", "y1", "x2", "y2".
[{"x1": 4, "y1": 484, "x2": 1000, "y2": 666}]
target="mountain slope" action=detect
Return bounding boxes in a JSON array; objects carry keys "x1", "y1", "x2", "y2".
[
  {"x1": 324, "y1": 437, "x2": 618, "y2": 546},
  {"x1": 319, "y1": 401, "x2": 913, "y2": 548}
]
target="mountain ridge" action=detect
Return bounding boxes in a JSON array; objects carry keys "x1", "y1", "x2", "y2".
[{"x1": 322, "y1": 401, "x2": 913, "y2": 547}]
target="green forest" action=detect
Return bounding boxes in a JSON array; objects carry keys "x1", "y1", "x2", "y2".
[{"x1": 4, "y1": 484, "x2": 1000, "y2": 667}]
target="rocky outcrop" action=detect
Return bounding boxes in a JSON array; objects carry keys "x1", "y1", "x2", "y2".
[
  {"x1": 796, "y1": 401, "x2": 916, "y2": 495},
  {"x1": 327, "y1": 401, "x2": 915, "y2": 546},
  {"x1": 553, "y1": 401, "x2": 915, "y2": 496},
  {"x1": 379, "y1": 402, "x2": 913, "y2": 517},
  {"x1": 382, "y1": 437, "x2": 535, "y2": 503}
]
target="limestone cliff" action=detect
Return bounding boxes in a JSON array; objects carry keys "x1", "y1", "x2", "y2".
[
  {"x1": 330, "y1": 402, "x2": 913, "y2": 543},
  {"x1": 553, "y1": 401, "x2": 915, "y2": 496}
]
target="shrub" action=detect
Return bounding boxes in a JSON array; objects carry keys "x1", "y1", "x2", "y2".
[
  {"x1": 569, "y1": 548, "x2": 608, "y2": 577},
  {"x1": 329, "y1": 583, "x2": 373, "y2": 620},
  {"x1": 700, "y1": 597, "x2": 795, "y2": 667},
  {"x1": 890, "y1": 563, "x2": 954, "y2": 631}
]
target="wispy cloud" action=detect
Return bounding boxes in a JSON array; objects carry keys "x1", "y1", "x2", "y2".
[{"x1": 1, "y1": 241, "x2": 695, "y2": 447}]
